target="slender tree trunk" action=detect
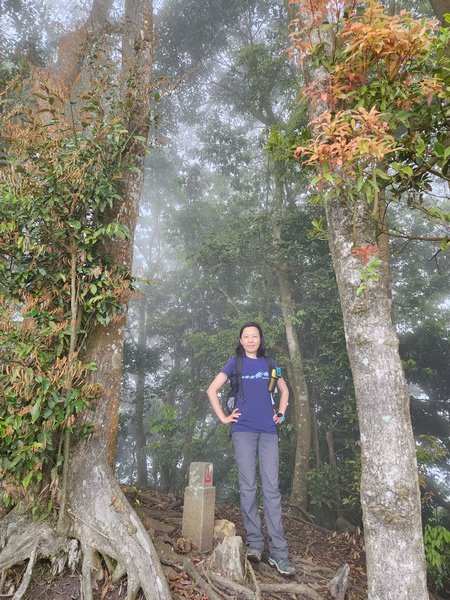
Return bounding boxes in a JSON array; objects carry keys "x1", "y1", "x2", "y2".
[
  {"x1": 258, "y1": 274, "x2": 271, "y2": 319},
  {"x1": 325, "y1": 429, "x2": 350, "y2": 530},
  {"x1": 179, "y1": 358, "x2": 201, "y2": 489},
  {"x1": 275, "y1": 262, "x2": 311, "y2": 509},
  {"x1": 158, "y1": 349, "x2": 180, "y2": 490},
  {"x1": 132, "y1": 206, "x2": 162, "y2": 488},
  {"x1": 325, "y1": 194, "x2": 428, "y2": 599},
  {"x1": 310, "y1": 390, "x2": 322, "y2": 470},
  {"x1": 273, "y1": 176, "x2": 311, "y2": 511},
  {"x1": 134, "y1": 301, "x2": 149, "y2": 487}
]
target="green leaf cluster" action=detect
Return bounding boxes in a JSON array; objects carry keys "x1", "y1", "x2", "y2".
[
  {"x1": 424, "y1": 524, "x2": 450, "y2": 592},
  {"x1": 0, "y1": 301, "x2": 99, "y2": 505},
  {"x1": 356, "y1": 258, "x2": 382, "y2": 297}
]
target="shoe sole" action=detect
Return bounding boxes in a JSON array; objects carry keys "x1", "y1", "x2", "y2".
[
  {"x1": 246, "y1": 554, "x2": 261, "y2": 564},
  {"x1": 268, "y1": 557, "x2": 295, "y2": 576}
]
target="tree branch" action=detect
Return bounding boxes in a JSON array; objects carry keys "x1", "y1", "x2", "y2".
[{"x1": 380, "y1": 230, "x2": 449, "y2": 243}]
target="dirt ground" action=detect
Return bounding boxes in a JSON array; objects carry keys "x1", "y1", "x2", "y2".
[{"x1": 3, "y1": 486, "x2": 440, "y2": 600}]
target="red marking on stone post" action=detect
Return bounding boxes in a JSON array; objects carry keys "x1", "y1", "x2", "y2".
[{"x1": 204, "y1": 465, "x2": 213, "y2": 485}]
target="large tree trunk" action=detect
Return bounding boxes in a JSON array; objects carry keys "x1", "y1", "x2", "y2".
[
  {"x1": 291, "y1": 0, "x2": 430, "y2": 593},
  {"x1": 325, "y1": 194, "x2": 428, "y2": 599},
  {"x1": 68, "y1": 421, "x2": 169, "y2": 600},
  {"x1": 0, "y1": 0, "x2": 173, "y2": 597},
  {"x1": 65, "y1": 0, "x2": 171, "y2": 594}
]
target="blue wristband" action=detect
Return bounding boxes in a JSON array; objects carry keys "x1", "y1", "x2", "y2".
[{"x1": 277, "y1": 412, "x2": 285, "y2": 423}]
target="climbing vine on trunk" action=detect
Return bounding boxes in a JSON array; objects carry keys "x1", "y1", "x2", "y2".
[{"x1": 0, "y1": 73, "x2": 141, "y2": 514}]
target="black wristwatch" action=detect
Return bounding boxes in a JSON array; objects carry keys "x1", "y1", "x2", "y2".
[{"x1": 277, "y1": 412, "x2": 285, "y2": 423}]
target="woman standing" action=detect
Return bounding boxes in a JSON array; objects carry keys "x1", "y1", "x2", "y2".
[{"x1": 207, "y1": 322, "x2": 295, "y2": 575}]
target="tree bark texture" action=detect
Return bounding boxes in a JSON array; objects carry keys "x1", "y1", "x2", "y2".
[
  {"x1": 276, "y1": 264, "x2": 311, "y2": 510},
  {"x1": 293, "y1": 1, "x2": 430, "y2": 592},
  {"x1": 272, "y1": 172, "x2": 311, "y2": 511},
  {"x1": 428, "y1": 0, "x2": 450, "y2": 27},
  {"x1": 85, "y1": 0, "x2": 153, "y2": 465},
  {"x1": 68, "y1": 443, "x2": 169, "y2": 600},
  {"x1": 134, "y1": 301, "x2": 150, "y2": 488},
  {"x1": 325, "y1": 194, "x2": 429, "y2": 600}
]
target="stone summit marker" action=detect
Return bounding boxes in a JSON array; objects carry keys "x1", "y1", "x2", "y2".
[{"x1": 182, "y1": 462, "x2": 216, "y2": 552}]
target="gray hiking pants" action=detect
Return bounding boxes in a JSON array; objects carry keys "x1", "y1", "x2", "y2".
[{"x1": 232, "y1": 431, "x2": 288, "y2": 559}]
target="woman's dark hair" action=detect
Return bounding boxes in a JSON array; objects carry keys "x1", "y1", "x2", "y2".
[{"x1": 235, "y1": 321, "x2": 266, "y2": 357}]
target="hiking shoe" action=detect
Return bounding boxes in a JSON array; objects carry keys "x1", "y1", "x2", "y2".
[
  {"x1": 268, "y1": 556, "x2": 295, "y2": 575},
  {"x1": 246, "y1": 547, "x2": 262, "y2": 563}
]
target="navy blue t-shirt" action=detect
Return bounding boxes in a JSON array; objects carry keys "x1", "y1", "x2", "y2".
[{"x1": 221, "y1": 356, "x2": 277, "y2": 434}]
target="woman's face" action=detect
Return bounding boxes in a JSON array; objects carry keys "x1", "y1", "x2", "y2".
[{"x1": 240, "y1": 326, "x2": 261, "y2": 356}]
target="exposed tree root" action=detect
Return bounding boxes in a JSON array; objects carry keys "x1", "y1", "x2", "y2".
[
  {"x1": 0, "y1": 568, "x2": 6, "y2": 593},
  {"x1": 245, "y1": 559, "x2": 261, "y2": 600},
  {"x1": 198, "y1": 565, "x2": 230, "y2": 600},
  {"x1": 204, "y1": 572, "x2": 255, "y2": 600},
  {"x1": 206, "y1": 571, "x2": 326, "y2": 600},
  {"x1": 258, "y1": 581, "x2": 324, "y2": 599},
  {"x1": 288, "y1": 503, "x2": 315, "y2": 523},
  {"x1": 327, "y1": 563, "x2": 350, "y2": 600},
  {"x1": 1, "y1": 474, "x2": 352, "y2": 600},
  {"x1": 0, "y1": 510, "x2": 75, "y2": 600},
  {"x1": 10, "y1": 542, "x2": 38, "y2": 600},
  {"x1": 67, "y1": 451, "x2": 172, "y2": 600},
  {"x1": 153, "y1": 534, "x2": 325, "y2": 600},
  {"x1": 295, "y1": 559, "x2": 335, "y2": 576},
  {"x1": 0, "y1": 456, "x2": 172, "y2": 600},
  {"x1": 0, "y1": 511, "x2": 70, "y2": 574}
]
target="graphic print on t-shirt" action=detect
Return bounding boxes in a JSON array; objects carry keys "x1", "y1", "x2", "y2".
[{"x1": 242, "y1": 370, "x2": 269, "y2": 380}]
